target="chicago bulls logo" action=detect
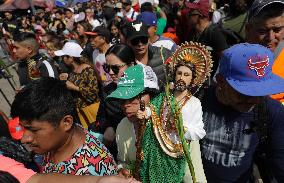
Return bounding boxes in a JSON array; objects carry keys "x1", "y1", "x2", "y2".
[
  {"x1": 248, "y1": 56, "x2": 269, "y2": 77},
  {"x1": 132, "y1": 22, "x2": 142, "y2": 31}
]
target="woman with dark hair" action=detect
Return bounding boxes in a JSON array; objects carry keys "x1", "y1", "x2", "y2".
[
  {"x1": 108, "y1": 21, "x2": 121, "y2": 45},
  {"x1": 55, "y1": 42, "x2": 100, "y2": 128},
  {"x1": 76, "y1": 21, "x2": 93, "y2": 36},
  {"x1": 75, "y1": 21, "x2": 94, "y2": 61},
  {"x1": 50, "y1": 19, "x2": 67, "y2": 36},
  {"x1": 104, "y1": 43, "x2": 135, "y2": 82},
  {"x1": 91, "y1": 43, "x2": 135, "y2": 159}
]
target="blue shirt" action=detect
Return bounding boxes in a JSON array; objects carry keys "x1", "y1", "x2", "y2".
[{"x1": 201, "y1": 87, "x2": 284, "y2": 182}]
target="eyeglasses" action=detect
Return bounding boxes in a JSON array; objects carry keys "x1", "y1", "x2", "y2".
[
  {"x1": 130, "y1": 37, "x2": 148, "y2": 46},
  {"x1": 103, "y1": 63, "x2": 126, "y2": 75}
]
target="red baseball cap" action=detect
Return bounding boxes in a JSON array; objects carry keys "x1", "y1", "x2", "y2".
[
  {"x1": 85, "y1": 26, "x2": 111, "y2": 42},
  {"x1": 186, "y1": 0, "x2": 210, "y2": 18},
  {"x1": 84, "y1": 32, "x2": 99, "y2": 36},
  {"x1": 8, "y1": 117, "x2": 25, "y2": 140}
]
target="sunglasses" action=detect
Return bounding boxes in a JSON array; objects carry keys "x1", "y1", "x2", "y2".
[
  {"x1": 103, "y1": 63, "x2": 126, "y2": 75},
  {"x1": 130, "y1": 37, "x2": 148, "y2": 46}
]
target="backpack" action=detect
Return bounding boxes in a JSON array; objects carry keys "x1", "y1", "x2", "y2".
[
  {"x1": 211, "y1": 22, "x2": 245, "y2": 47},
  {"x1": 215, "y1": 13, "x2": 248, "y2": 47},
  {"x1": 219, "y1": 27, "x2": 245, "y2": 46}
]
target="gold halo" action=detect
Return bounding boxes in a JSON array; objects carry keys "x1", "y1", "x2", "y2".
[{"x1": 167, "y1": 41, "x2": 213, "y2": 87}]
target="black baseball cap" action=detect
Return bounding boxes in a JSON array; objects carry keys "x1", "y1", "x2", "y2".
[
  {"x1": 126, "y1": 20, "x2": 149, "y2": 41},
  {"x1": 248, "y1": 0, "x2": 284, "y2": 20},
  {"x1": 85, "y1": 26, "x2": 111, "y2": 42}
]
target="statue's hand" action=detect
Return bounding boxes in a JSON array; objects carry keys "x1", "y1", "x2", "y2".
[{"x1": 136, "y1": 110, "x2": 146, "y2": 120}]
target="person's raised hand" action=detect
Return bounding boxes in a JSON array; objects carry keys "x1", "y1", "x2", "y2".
[
  {"x1": 59, "y1": 73, "x2": 68, "y2": 81},
  {"x1": 136, "y1": 110, "x2": 146, "y2": 120}
]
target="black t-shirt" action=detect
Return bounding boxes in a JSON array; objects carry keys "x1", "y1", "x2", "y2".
[
  {"x1": 17, "y1": 53, "x2": 58, "y2": 86},
  {"x1": 2, "y1": 19, "x2": 17, "y2": 34},
  {"x1": 81, "y1": 42, "x2": 94, "y2": 62},
  {"x1": 91, "y1": 82, "x2": 125, "y2": 133},
  {"x1": 187, "y1": 24, "x2": 229, "y2": 76}
]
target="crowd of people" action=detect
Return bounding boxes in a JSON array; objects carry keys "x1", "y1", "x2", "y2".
[{"x1": 0, "y1": 0, "x2": 284, "y2": 182}]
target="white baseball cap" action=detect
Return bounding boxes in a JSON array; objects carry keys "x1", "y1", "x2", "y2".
[
  {"x1": 74, "y1": 12, "x2": 86, "y2": 23},
  {"x1": 54, "y1": 42, "x2": 83, "y2": 57}
]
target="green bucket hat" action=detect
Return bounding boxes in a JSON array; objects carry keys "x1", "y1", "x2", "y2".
[{"x1": 107, "y1": 64, "x2": 159, "y2": 100}]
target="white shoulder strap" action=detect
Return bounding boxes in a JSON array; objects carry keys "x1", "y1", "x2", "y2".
[{"x1": 42, "y1": 60, "x2": 55, "y2": 78}]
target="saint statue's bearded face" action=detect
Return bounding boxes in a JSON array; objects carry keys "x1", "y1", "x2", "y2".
[{"x1": 174, "y1": 65, "x2": 193, "y2": 92}]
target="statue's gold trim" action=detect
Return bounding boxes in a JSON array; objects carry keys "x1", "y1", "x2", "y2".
[
  {"x1": 150, "y1": 105, "x2": 184, "y2": 158},
  {"x1": 152, "y1": 42, "x2": 213, "y2": 157},
  {"x1": 166, "y1": 41, "x2": 213, "y2": 88}
]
